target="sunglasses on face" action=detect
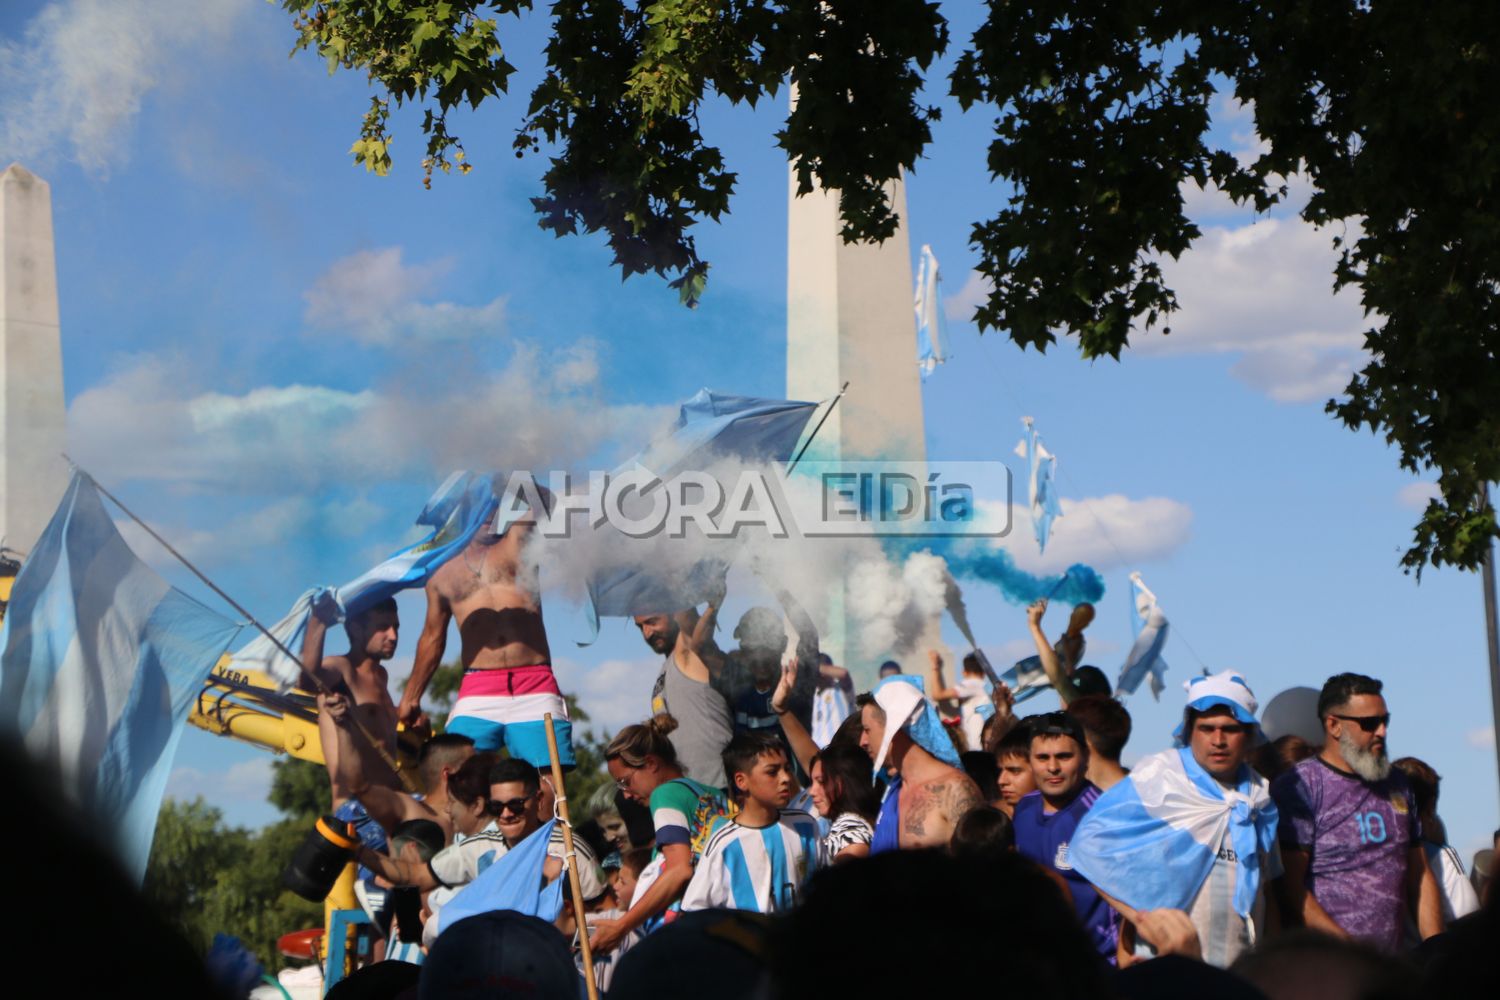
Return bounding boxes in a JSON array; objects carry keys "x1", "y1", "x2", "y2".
[
  {"x1": 1331, "y1": 713, "x2": 1390, "y2": 733},
  {"x1": 492, "y1": 794, "x2": 534, "y2": 817}
]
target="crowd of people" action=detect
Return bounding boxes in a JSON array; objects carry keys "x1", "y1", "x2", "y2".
[{"x1": 244, "y1": 507, "x2": 1496, "y2": 1000}]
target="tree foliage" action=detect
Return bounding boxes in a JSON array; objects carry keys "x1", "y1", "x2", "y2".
[
  {"x1": 282, "y1": 1, "x2": 1500, "y2": 574},
  {"x1": 143, "y1": 776, "x2": 324, "y2": 968}
]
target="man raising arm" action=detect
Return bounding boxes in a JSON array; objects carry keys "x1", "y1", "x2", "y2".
[{"x1": 397, "y1": 480, "x2": 575, "y2": 769}]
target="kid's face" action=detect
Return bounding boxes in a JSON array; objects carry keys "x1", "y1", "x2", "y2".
[
  {"x1": 609, "y1": 866, "x2": 639, "y2": 909},
  {"x1": 446, "y1": 794, "x2": 490, "y2": 837},
  {"x1": 736, "y1": 750, "x2": 795, "y2": 808},
  {"x1": 996, "y1": 753, "x2": 1036, "y2": 805}
]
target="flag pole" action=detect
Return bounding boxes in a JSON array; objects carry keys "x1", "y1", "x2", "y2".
[
  {"x1": 544, "y1": 713, "x2": 599, "y2": 1000},
  {"x1": 787, "y1": 382, "x2": 850, "y2": 473},
  {"x1": 65, "y1": 458, "x2": 417, "y2": 793}
]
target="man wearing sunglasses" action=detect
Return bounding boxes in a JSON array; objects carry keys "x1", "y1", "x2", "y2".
[{"x1": 1270, "y1": 673, "x2": 1444, "y2": 951}]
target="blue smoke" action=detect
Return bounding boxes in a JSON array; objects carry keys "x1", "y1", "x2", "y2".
[{"x1": 887, "y1": 536, "x2": 1105, "y2": 606}]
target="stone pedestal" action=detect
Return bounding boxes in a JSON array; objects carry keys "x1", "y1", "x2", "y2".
[{"x1": 0, "y1": 164, "x2": 68, "y2": 557}]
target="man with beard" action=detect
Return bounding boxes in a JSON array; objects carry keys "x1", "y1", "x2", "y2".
[
  {"x1": 637, "y1": 597, "x2": 733, "y2": 788},
  {"x1": 1270, "y1": 673, "x2": 1443, "y2": 950},
  {"x1": 636, "y1": 574, "x2": 818, "y2": 785}
]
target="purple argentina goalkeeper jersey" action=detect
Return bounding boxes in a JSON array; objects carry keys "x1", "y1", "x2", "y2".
[{"x1": 1270, "y1": 757, "x2": 1419, "y2": 952}]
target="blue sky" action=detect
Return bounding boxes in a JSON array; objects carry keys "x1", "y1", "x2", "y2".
[{"x1": 3, "y1": 1, "x2": 1495, "y2": 859}]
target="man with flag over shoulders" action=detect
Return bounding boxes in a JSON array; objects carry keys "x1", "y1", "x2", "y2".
[
  {"x1": 1269, "y1": 672, "x2": 1443, "y2": 951},
  {"x1": 1069, "y1": 671, "x2": 1281, "y2": 968}
]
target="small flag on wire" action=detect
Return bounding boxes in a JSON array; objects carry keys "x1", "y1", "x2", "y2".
[
  {"x1": 914, "y1": 245, "x2": 948, "y2": 378},
  {"x1": 1015, "y1": 417, "x2": 1062, "y2": 554}
]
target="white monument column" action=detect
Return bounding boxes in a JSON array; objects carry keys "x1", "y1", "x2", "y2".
[
  {"x1": 787, "y1": 171, "x2": 933, "y2": 685},
  {"x1": 0, "y1": 164, "x2": 68, "y2": 557}
]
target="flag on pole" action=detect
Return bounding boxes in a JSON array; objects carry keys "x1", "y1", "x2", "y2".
[
  {"x1": 437, "y1": 819, "x2": 565, "y2": 935},
  {"x1": 914, "y1": 245, "x2": 948, "y2": 378},
  {"x1": 998, "y1": 654, "x2": 1055, "y2": 704},
  {"x1": 1014, "y1": 417, "x2": 1062, "y2": 554},
  {"x1": 580, "y1": 389, "x2": 820, "y2": 642},
  {"x1": 231, "y1": 471, "x2": 498, "y2": 688},
  {"x1": 1117, "y1": 572, "x2": 1170, "y2": 699},
  {"x1": 0, "y1": 473, "x2": 244, "y2": 881}
]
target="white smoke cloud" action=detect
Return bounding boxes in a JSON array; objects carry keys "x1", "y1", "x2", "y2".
[
  {"x1": 0, "y1": 0, "x2": 247, "y2": 172},
  {"x1": 303, "y1": 247, "x2": 508, "y2": 346}
]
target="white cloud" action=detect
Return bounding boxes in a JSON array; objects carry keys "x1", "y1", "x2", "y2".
[
  {"x1": 303, "y1": 247, "x2": 507, "y2": 346},
  {"x1": 1132, "y1": 216, "x2": 1367, "y2": 403},
  {"x1": 67, "y1": 346, "x2": 670, "y2": 495},
  {"x1": 978, "y1": 493, "x2": 1193, "y2": 575},
  {"x1": 1396, "y1": 481, "x2": 1442, "y2": 512},
  {"x1": 114, "y1": 495, "x2": 387, "y2": 570},
  {"x1": 942, "y1": 96, "x2": 1367, "y2": 405},
  {"x1": 0, "y1": 0, "x2": 245, "y2": 172},
  {"x1": 944, "y1": 269, "x2": 992, "y2": 325},
  {"x1": 551, "y1": 656, "x2": 657, "y2": 736},
  {"x1": 1467, "y1": 726, "x2": 1495, "y2": 751},
  {"x1": 166, "y1": 757, "x2": 272, "y2": 806}
]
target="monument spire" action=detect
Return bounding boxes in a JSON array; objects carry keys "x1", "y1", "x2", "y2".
[
  {"x1": 0, "y1": 164, "x2": 68, "y2": 557},
  {"x1": 787, "y1": 168, "x2": 932, "y2": 683}
]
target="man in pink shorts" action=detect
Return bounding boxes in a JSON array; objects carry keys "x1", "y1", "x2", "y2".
[{"x1": 397, "y1": 488, "x2": 574, "y2": 767}]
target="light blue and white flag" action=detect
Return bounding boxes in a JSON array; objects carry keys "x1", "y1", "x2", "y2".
[
  {"x1": 1014, "y1": 417, "x2": 1062, "y2": 554},
  {"x1": 1117, "y1": 571, "x2": 1170, "y2": 699},
  {"x1": 437, "y1": 819, "x2": 565, "y2": 935},
  {"x1": 232, "y1": 471, "x2": 498, "y2": 687},
  {"x1": 914, "y1": 244, "x2": 948, "y2": 378},
  {"x1": 0, "y1": 474, "x2": 244, "y2": 881},
  {"x1": 998, "y1": 654, "x2": 1055, "y2": 704},
  {"x1": 580, "y1": 389, "x2": 819, "y2": 642},
  {"x1": 1069, "y1": 746, "x2": 1278, "y2": 921}
]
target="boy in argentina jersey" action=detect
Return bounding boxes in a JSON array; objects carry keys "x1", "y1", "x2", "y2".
[{"x1": 683, "y1": 731, "x2": 820, "y2": 914}]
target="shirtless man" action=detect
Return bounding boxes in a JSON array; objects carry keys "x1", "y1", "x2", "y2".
[
  {"x1": 860, "y1": 677, "x2": 983, "y2": 850},
  {"x1": 396, "y1": 483, "x2": 574, "y2": 767},
  {"x1": 324, "y1": 691, "x2": 475, "y2": 840},
  {"x1": 300, "y1": 591, "x2": 402, "y2": 806}
]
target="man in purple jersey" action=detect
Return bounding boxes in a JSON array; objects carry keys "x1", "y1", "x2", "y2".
[
  {"x1": 1270, "y1": 673, "x2": 1443, "y2": 950},
  {"x1": 1011, "y1": 711, "x2": 1119, "y2": 961}
]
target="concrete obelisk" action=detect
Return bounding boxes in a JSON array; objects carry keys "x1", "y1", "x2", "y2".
[
  {"x1": 787, "y1": 171, "x2": 931, "y2": 684},
  {"x1": 0, "y1": 165, "x2": 68, "y2": 557}
]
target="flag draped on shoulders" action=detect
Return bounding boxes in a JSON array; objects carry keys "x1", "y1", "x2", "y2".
[
  {"x1": 437, "y1": 819, "x2": 564, "y2": 935},
  {"x1": 0, "y1": 473, "x2": 244, "y2": 880},
  {"x1": 231, "y1": 471, "x2": 498, "y2": 688},
  {"x1": 1116, "y1": 572, "x2": 1170, "y2": 699},
  {"x1": 1069, "y1": 747, "x2": 1278, "y2": 919}
]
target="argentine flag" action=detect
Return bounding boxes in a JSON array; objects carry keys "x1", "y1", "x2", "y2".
[
  {"x1": 1069, "y1": 747, "x2": 1278, "y2": 921},
  {"x1": 0, "y1": 474, "x2": 243, "y2": 880},
  {"x1": 232, "y1": 470, "x2": 498, "y2": 687},
  {"x1": 1116, "y1": 572, "x2": 1170, "y2": 699},
  {"x1": 437, "y1": 819, "x2": 564, "y2": 934},
  {"x1": 1015, "y1": 417, "x2": 1062, "y2": 554},
  {"x1": 914, "y1": 244, "x2": 948, "y2": 378}
]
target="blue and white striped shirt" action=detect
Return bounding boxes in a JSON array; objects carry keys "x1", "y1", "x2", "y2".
[{"x1": 681, "y1": 809, "x2": 821, "y2": 914}]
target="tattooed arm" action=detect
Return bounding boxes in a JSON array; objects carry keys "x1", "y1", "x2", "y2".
[{"x1": 901, "y1": 772, "x2": 984, "y2": 848}]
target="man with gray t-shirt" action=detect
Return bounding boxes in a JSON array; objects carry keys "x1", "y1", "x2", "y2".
[{"x1": 637, "y1": 608, "x2": 733, "y2": 788}]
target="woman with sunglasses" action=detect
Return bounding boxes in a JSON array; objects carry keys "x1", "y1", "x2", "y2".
[{"x1": 589, "y1": 714, "x2": 732, "y2": 954}]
